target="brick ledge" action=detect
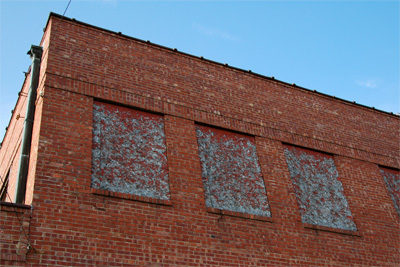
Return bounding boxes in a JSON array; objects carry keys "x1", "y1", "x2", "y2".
[
  {"x1": 0, "y1": 202, "x2": 31, "y2": 209},
  {"x1": 0, "y1": 253, "x2": 26, "y2": 262},
  {"x1": 206, "y1": 207, "x2": 273, "y2": 222},
  {"x1": 303, "y1": 223, "x2": 361, "y2": 236},
  {"x1": 91, "y1": 188, "x2": 172, "y2": 206}
]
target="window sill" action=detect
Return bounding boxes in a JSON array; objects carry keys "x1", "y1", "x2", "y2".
[
  {"x1": 206, "y1": 207, "x2": 273, "y2": 222},
  {"x1": 303, "y1": 223, "x2": 360, "y2": 236},
  {"x1": 0, "y1": 201, "x2": 31, "y2": 210},
  {"x1": 91, "y1": 188, "x2": 172, "y2": 206}
]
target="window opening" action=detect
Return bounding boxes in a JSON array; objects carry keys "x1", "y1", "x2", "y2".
[
  {"x1": 196, "y1": 125, "x2": 271, "y2": 217},
  {"x1": 91, "y1": 102, "x2": 170, "y2": 200},
  {"x1": 283, "y1": 145, "x2": 356, "y2": 231}
]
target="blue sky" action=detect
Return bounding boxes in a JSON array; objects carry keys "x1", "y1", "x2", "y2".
[{"x1": 0, "y1": 0, "x2": 399, "y2": 141}]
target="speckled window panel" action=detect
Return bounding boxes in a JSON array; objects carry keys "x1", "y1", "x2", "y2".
[
  {"x1": 379, "y1": 168, "x2": 400, "y2": 217},
  {"x1": 195, "y1": 125, "x2": 270, "y2": 217},
  {"x1": 283, "y1": 145, "x2": 356, "y2": 231},
  {"x1": 91, "y1": 102, "x2": 170, "y2": 200}
]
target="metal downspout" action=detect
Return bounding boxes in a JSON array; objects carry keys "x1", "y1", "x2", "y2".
[{"x1": 15, "y1": 45, "x2": 43, "y2": 204}]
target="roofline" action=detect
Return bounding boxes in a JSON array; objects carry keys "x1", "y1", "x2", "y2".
[{"x1": 46, "y1": 12, "x2": 399, "y2": 118}]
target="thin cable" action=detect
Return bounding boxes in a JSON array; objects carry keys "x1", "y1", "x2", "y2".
[{"x1": 52, "y1": 0, "x2": 72, "y2": 38}]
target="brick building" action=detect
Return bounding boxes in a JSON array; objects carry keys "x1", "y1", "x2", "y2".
[{"x1": 1, "y1": 13, "x2": 399, "y2": 266}]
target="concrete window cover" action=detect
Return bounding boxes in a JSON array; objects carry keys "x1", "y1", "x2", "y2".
[
  {"x1": 283, "y1": 145, "x2": 357, "y2": 231},
  {"x1": 379, "y1": 167, "x2": 400, "y2": 217},
  {"x1": 196, "y1": 125, "x2": 271, "y2": 217},
  {"x1": 91, "y1": 102, "x2": 170, "y2": 200}
]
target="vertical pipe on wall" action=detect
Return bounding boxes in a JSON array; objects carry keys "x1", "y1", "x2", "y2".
[{"x1": 15, "y1": 45, "x2": 43, "y2": 204}]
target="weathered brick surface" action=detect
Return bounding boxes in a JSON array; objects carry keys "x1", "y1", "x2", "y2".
[
  {"x1": 0, "y1": 204, "x2": 31, "y2": 263},
  {"x1": 0, "y1": 13, "x2": 399, "y2": 266}
]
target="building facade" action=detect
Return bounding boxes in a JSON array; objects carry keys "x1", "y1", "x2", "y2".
[{"x1": 1, "y1": 13, "x2": 399, "y2": 266}]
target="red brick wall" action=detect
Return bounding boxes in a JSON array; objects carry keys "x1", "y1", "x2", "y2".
[
  {"x1": 1, "y1": 14, "x2": 399, "y2": 266},
  {"x1": 0, "y1": 203, "x2": 31, "y2": 262}
]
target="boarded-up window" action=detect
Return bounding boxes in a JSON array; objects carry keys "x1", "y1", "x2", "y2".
[
  {"x1": 283, "y1": 145, "x2": 356, "y2": 231},
  {"x1": 196, "y1": 125, "x2": 270, "y2": 217},
  {"x1": 379, "y1": 167, "x2": 400, "y2": 217},
  {"x1": 91, "y1": 102, "x2": 170, "y2": 200}
]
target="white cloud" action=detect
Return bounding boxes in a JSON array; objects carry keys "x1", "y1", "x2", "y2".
[
  {"x1": 356, "y1": 79, "x2": 378, "y2": 89},
  {"x1": 192, "y1": 23, "x2": 241, "y2": 42}
]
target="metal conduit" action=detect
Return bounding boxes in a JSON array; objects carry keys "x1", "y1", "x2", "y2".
[{"x1": 15, "y1": 45, "x2": 43, "y2": 204}]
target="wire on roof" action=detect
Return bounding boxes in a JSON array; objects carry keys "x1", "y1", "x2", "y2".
[{"x1": 52, "y1": 0, "x2": 72, "y2": 37}]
